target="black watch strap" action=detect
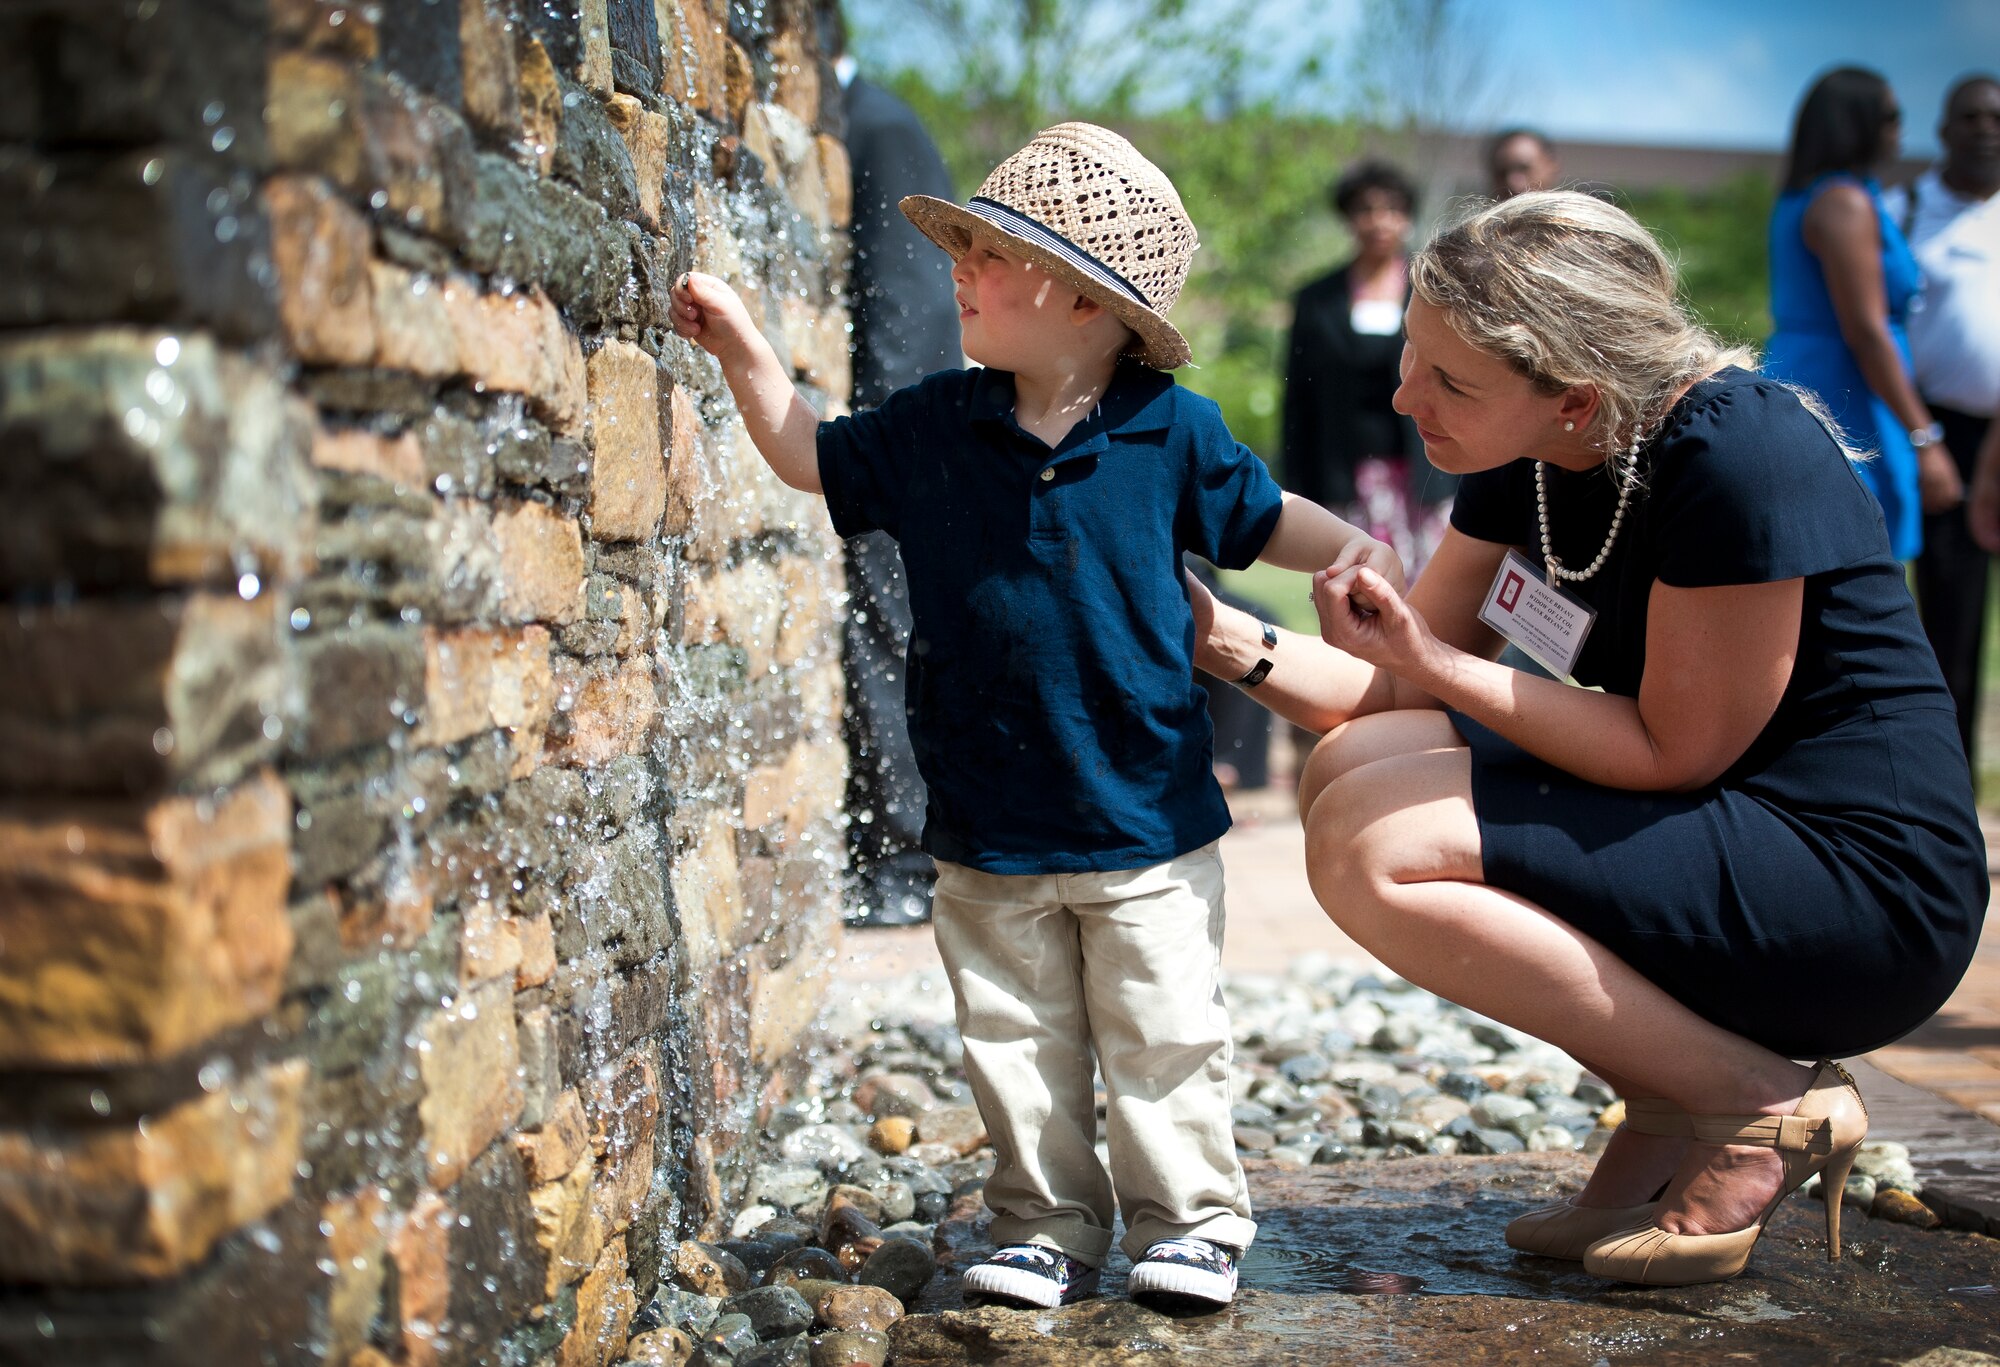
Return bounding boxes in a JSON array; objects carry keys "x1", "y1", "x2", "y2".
[{"x1": 1234, "y1": 621, "x2": 1278, "y2": 687}]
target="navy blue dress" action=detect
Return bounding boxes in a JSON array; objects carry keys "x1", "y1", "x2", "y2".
[{"x1": 1449, "y1": 369, "x2": 1986, "y2": 1058}]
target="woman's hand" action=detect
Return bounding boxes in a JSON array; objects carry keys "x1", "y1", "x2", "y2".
[
  {"x1": 1311, "y1": 563, "x2": 1434, "y2": 674},
  {"x1": 1919, "y1": 444, "x2": 1964, "y2": 514},
  {"x1": 1328, "y1": 532, "x2": 1408, "y2": 595}
]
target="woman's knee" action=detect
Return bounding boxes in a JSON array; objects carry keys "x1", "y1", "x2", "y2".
[{"x1": 1300, "y1": 752, "x2": 1482, "y2": 935}]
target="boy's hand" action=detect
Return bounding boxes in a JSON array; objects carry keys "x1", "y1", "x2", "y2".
[
  {"x1": 670, "y1": 271, "x2": 756, "y2": 358},
  {"x1": 1326, "y1": 533, "x2": 1407, "y2": 596}
]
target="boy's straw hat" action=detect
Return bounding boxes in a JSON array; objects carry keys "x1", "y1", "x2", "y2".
[{"x1": 900, "y1": 122, "x2": 1197, "y2": 370}]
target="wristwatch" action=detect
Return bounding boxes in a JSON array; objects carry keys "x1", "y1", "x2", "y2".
[
  {"x1": 1234, "y1": 622, "x2": 1278, "y2": 688},
  {"x1": 1910, "y1": 421, "x2": 1946, "y2": 449}
]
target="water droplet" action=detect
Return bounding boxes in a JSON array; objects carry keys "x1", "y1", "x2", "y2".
[
  {"x1": 202, "y1": 100, "x2": 225, "y2": 127},
  {"x1": 290, "y1": 606, "x2": 312, "y2": 630},
  {"x1": 215, "y1": 215, "x2": 239, "y2": 243},
  {"x1": 344, "y1": 978, "x2": 365, "y2": 1003},
  {"x1": 237, "y1": 572, "x2": 261, "y2": 600},
  {"x1": 154, "y1": 336, "x2": 180, "y2": 366},
  {"x1": 151, "y1": 727, "x2": 175, "y2": 756},
  {"x1": 370, "y1": 189, "x2": 388, "y2": 210},
  {"x1": 210, "y1": 126, "x2": 235, "y2": 153},
  {"x1": 89, "y1": 1089, "x2": 111, "y2": 1116},
  {"x1": 262, "y1": 715, "x2": 284, "y2": 740},
  {"x1": 198, "y1": 1062, "x2": 224, "y2": 1091}
]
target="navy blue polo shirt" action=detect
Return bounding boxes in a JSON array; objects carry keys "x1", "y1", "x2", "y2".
[{"x1": 818, "y1": 361, "x2": 1285, "y2": 874}]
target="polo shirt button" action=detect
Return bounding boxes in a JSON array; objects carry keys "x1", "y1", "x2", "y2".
[{"x1": 1039, "y1": 468, "x2": 1055, "y2": 482}]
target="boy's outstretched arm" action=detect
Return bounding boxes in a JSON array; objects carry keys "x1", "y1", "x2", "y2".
[
  {"x1": 670, "y1": 271, "x2": 823, "y2": 493},
  {"x1": 1258, "y1": 492, "x2": 1407, "y2": 594}
]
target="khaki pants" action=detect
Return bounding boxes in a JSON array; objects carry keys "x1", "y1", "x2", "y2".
[{"x1": 931, "y1": 842, "x2": 1256, "y2": 1264}]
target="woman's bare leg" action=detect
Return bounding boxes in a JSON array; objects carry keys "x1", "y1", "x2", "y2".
[
  {"x1": 1303, "y1": 742, "x2": 1815, "y2": 1237},
  {"x1": 1297, "y1": 710, "x2": 1463, "y2": 822}
]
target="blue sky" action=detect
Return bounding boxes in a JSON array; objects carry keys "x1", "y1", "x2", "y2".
[
  {"x1": 855, "y1": 0, "x2": 1996, "y2": 157},
  {"x1": 1459, "y1": 0, "x2": 1995, "y2": 155}
]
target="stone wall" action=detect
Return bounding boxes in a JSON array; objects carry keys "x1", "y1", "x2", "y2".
[{"x1": 0, "y1": 1, "x2": 854, "y2": 1362}]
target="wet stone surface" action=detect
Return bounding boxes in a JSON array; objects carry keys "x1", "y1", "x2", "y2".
[{"x1": 696, "y1": 963, "x2": 2000, "y2": 1365}]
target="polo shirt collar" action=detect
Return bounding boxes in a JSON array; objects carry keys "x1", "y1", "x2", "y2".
[{"x1": 967, "y1": 362, "x2": 1178, "y2": 441}]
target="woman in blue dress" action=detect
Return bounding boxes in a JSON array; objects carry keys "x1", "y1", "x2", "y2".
[
  {"x1": 1765, "y1": 66, "x2": 1959, "y2": 559},
  {"x1": 1191, "y1": 191, "x2": 1986, "y2": 1288}
]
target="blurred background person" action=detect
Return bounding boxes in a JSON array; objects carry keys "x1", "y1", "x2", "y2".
[
  {"x1": 1886, "y1": 74, "x2": 2000, "y2": 763},
  {"x1": 834, "y1": 18, "x2": 962, "y2": 926},
  {"x1": 1271, "y1": 159, "x2": 1454, "y2": 769},
  {"x1": 1764, "y1": 66, "x2": 1953, "y2": 563},
  {"x1": 1283, "y1": 159, "x2": 1454, "y2": 580},
  {"x1": 1487, "y1": 127, "x2": 1561, "y2": 199}
]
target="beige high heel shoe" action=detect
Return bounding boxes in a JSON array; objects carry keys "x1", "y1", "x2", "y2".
[
  {"x1": 1504, "y1": 1097, "x2": 1690, "y2": 1260},
  {"x1": 1582, "y1": 1061, "x2": 1868, "y2": 1287}
]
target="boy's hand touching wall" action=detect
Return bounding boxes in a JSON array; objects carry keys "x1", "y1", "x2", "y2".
[
  {"x1": 670, "y1": 271, "x2": 824, "y2": 493},
  {"x1": 670, "y1": 271, "x2": 758, "y2": 359}
]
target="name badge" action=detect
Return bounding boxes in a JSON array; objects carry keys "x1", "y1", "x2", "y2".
[{"x1": 1478, "y1": 549, "x2": 1597, "y2": 681}]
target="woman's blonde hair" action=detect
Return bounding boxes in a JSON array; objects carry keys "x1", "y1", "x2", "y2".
[{"x1": 1410, "y1": 191, "x2": 1756, "y2": 459}]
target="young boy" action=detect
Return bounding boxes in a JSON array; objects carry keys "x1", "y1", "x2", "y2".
[{"x1": 671, "y1": 123, "x2": 1402, "y2": 1310}]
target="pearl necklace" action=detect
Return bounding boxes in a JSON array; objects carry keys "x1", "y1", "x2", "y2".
[{"x1": 1535, "y1": 443, "x2": 1638, "y2": 587}]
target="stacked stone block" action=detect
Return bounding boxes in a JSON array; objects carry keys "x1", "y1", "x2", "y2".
[{"x1": 0, "y1": 0, "x2": 854, "y2": 1362}]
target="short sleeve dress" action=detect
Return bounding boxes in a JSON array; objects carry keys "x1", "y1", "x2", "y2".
[{"x1": 1448, "y1": 368, "x2": 1986, "y2": 1058}]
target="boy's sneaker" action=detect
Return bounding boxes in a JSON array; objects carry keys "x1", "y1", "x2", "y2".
[
  {"x1": 960, "y1": 1244, "x2": 1101, "y2": 1308},
  {"x1": 1126, "y1": 1237, "x2": 1240, "y2": 1307}
]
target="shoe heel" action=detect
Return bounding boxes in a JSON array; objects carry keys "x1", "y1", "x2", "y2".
[{"x1": 1820, "y1": 1145, "x2": 1857, "y2": 1260}]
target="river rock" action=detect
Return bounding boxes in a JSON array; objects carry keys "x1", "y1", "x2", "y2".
[
  {"x1": 1408, "y1": 1094, "x2": 1471, "y2": 1131},
  {"x1": 857, "y1": 1237, "x2": 936, "y2": 1304},
  {"x1": 697, "y1": 1312, "x2": 758, "y2": 1363},
  {"x1": 865, "y1": 1178, "x2": 916, "y2": 1225},
  {"x1": 718, "y1": 1285, "x2": 814, "y2": 1340},
  {"x1": 731, "y1": 1205, "x2": 780, "y2": 1237},
  {"x1": 1872, "y1": 1188, "x2": 1941, "y2": 1228},
  {"x1": 627, "y1": 1324, "x2": 696, "y2": 1365},
  {"x1": 852, "y1": 1072, "x2": 936, "y2": 1119},
  {"x1": 1525, "y1": 1125, "x2": 1579, "y2": 1153},
  {"x1": 808, "y1": 1329, "x2": 890, "y2": 1367},
  {"x1": 867, "y1": 1116, "x2": 916, "y2": 1154},
  {"x1": 1470, "y1": 1094, "x2": 1538, "y2": 1128},
  {"x1": 673, "y1": 1241, "x2": 751, "y2": 1297},
  {"x1": 739, "y1": 1335, "x2": 810, "y2": 1367},
  {"x1": 749, "y1": 1164, "x2": 827, "y2": 1211},
  {"x1": 769, "y1": 1247, "x2": 846, "y2": 1287},
  {"x1": 781, "y1": 1124, "x2": 872, "y2": 1170},
  {"x1": 814, "y1": 1283, "x2": 904, "y2": 1333},
  {"x1": 1232, "y1": 1124, "x2": 1275, "y2": 1154},
  {"x1": 915, "y1": 1105, "x2": 987, "y2": 1156},
  {"x1": 822, "y1": 1184, "x2": 885, "y2": 1226}
]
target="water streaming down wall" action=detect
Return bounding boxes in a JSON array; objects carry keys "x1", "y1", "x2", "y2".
[{"x1": 0, "y1": 1, "x2": 856, "y2": 1361}]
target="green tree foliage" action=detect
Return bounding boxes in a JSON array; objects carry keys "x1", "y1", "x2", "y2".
[
  {"x1": 1616, "y1": 173, "x2": 1778, "y2": 347},
  {"x1": 861, "y1": 2, "x2": 1778, "y2": 475}
]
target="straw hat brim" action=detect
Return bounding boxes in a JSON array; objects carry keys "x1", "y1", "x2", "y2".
[{"x1": 899, "y1": 194, "x2": 1192, "y2": 371}]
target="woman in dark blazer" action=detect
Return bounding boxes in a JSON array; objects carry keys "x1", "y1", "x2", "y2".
[{"x1": 1283, "y1": 160, "x2": 1456, "y2": 578}]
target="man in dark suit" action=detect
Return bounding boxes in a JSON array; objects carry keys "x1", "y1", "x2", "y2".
[{"x1": 833, "y1": 28, "x2": 962, "y2": 925}]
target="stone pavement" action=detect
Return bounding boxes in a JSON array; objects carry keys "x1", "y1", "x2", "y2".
[{"x1": 834, "y1": 781, "x2": 2000, "y2": 1234}]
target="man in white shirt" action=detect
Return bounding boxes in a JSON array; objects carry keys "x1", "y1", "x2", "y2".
[{"x1": 1889, "y1": 74, "x2": 2000, "y2": 762}]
